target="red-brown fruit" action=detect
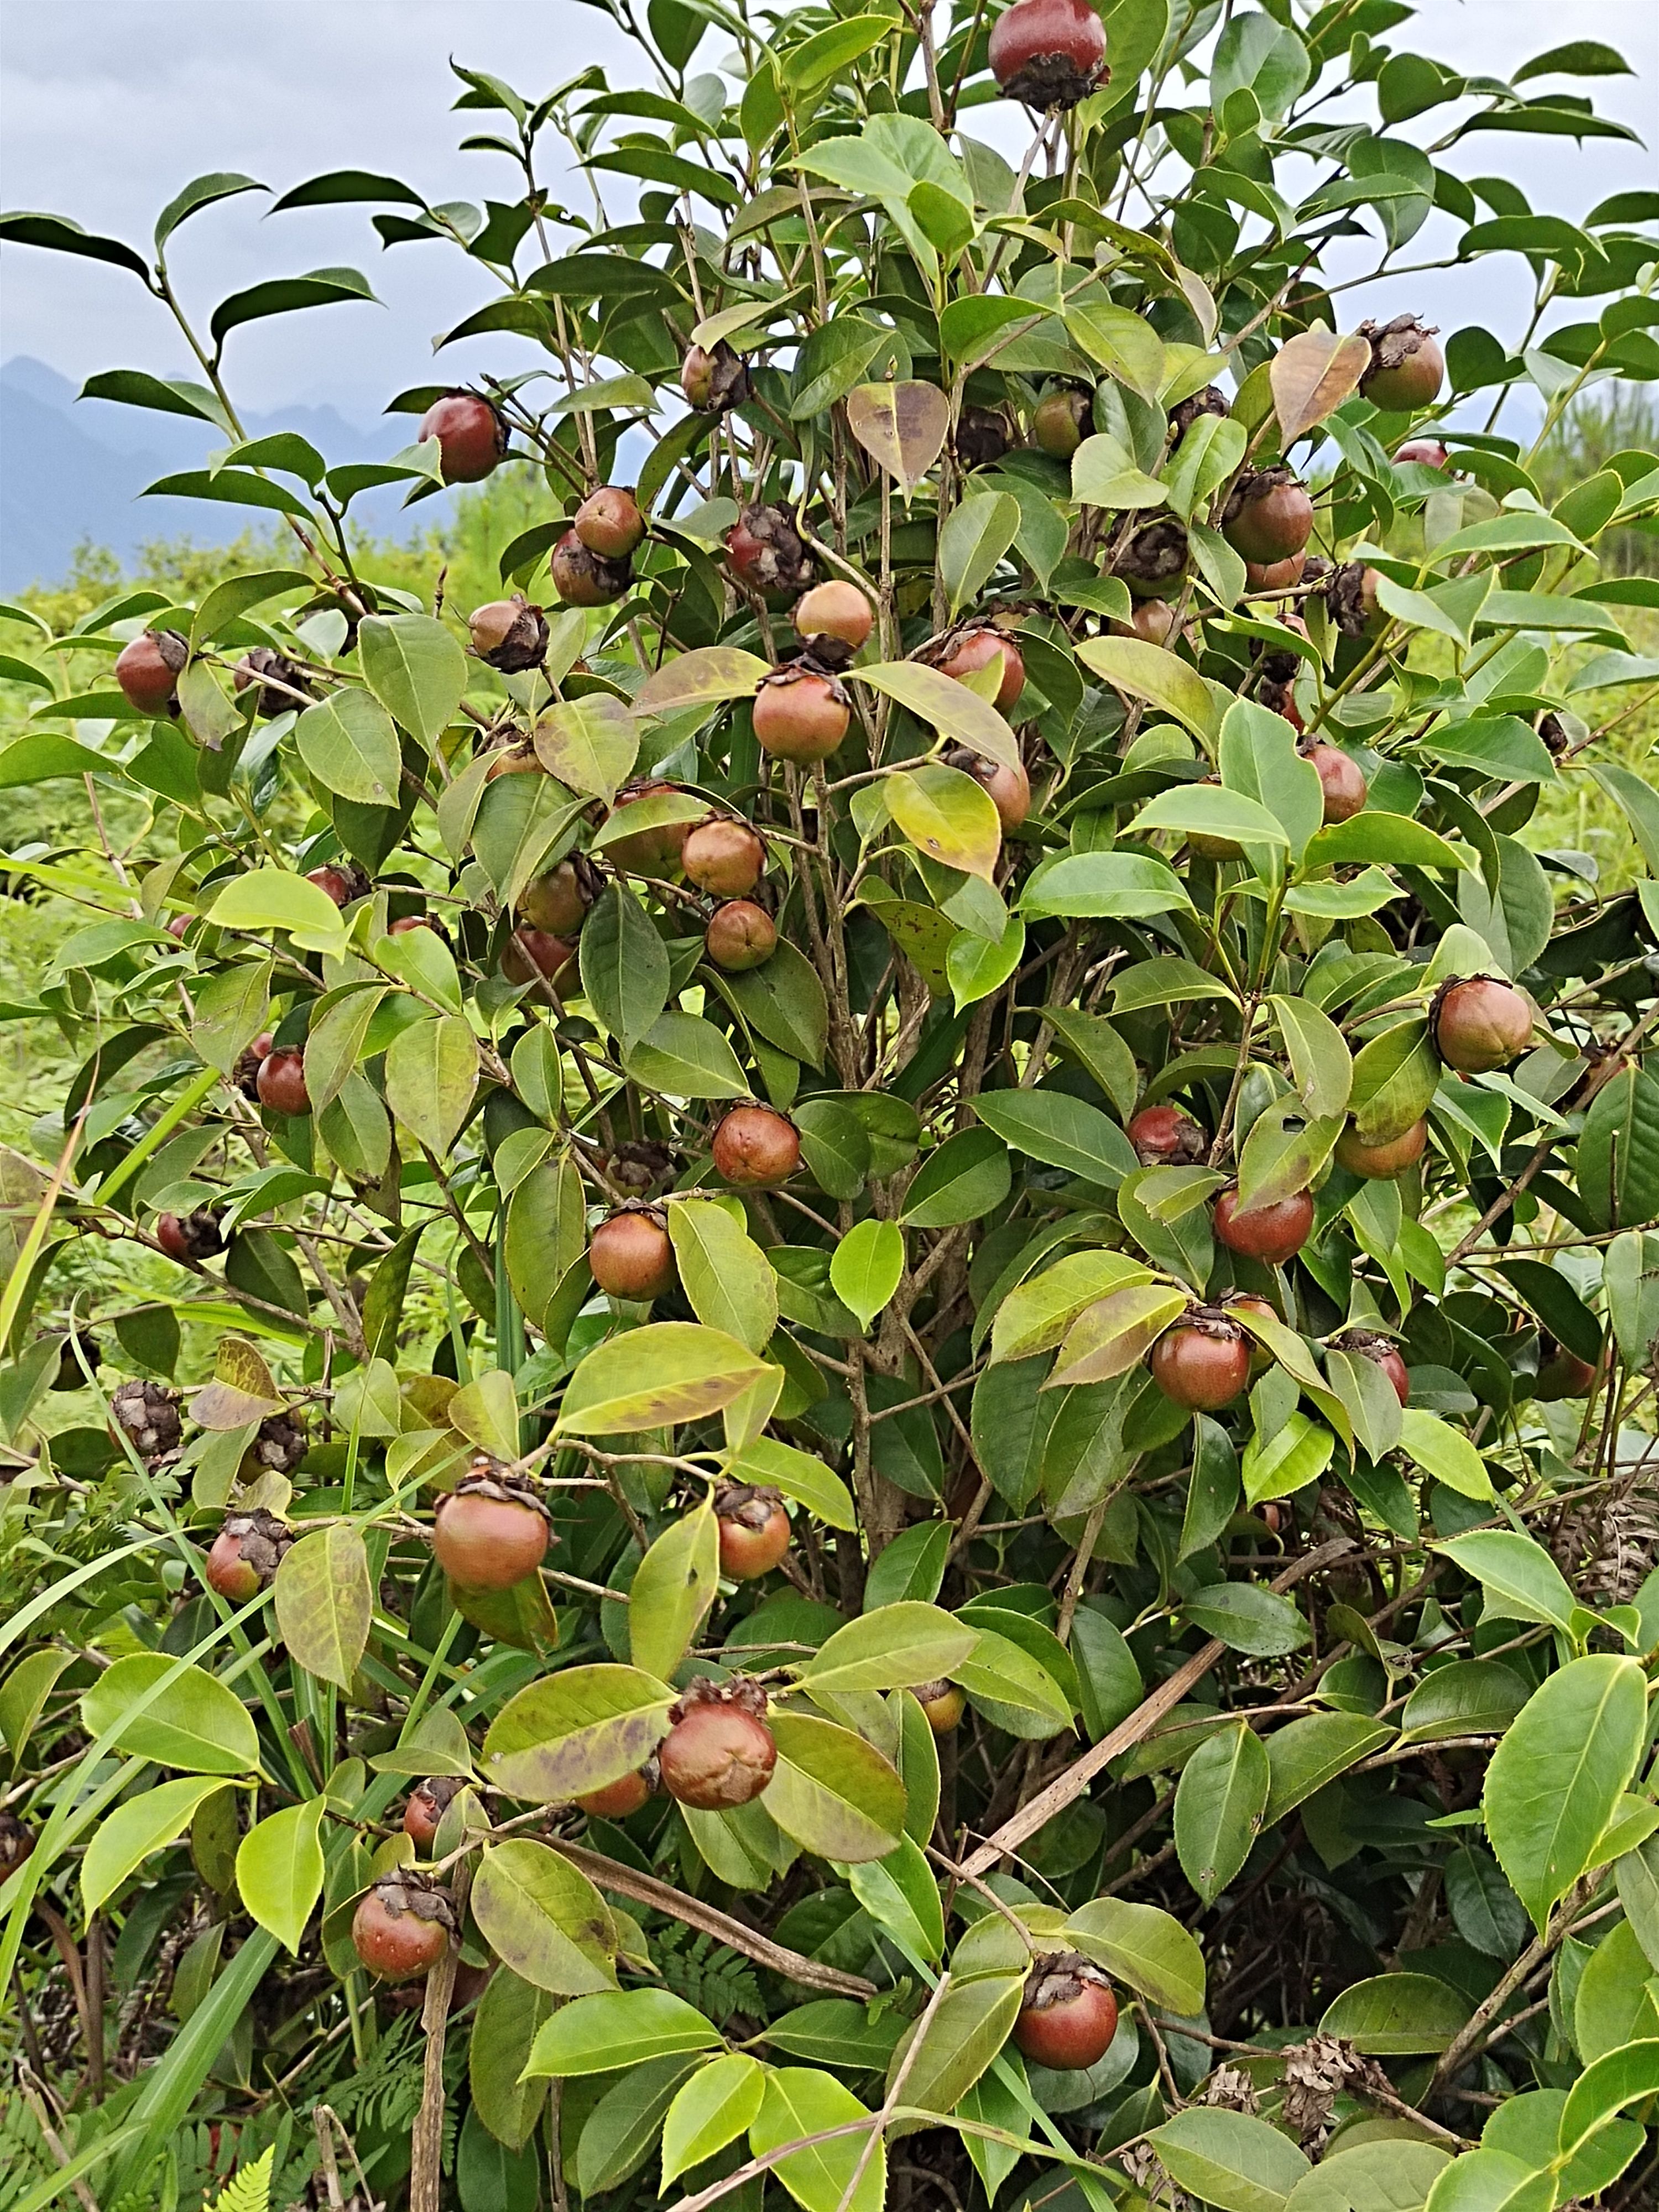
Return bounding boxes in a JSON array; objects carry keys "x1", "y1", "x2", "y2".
[
  {"x1": 388, "y1": 915, "x2": 436, "y2": 937},
  {"x1": 1013, "y1": 1954, "x2": 1119, "y2": 2071},
  {"x1": 1329, "y1": 1329, "x2": 1410, "y2": 1407},
  {"x1": 482, "y1": 739, "x2": 542, "y2": 781},
  {"x1": 521, "y1": 859, "x2": 594, "y2": 937},
  {"x1": 468, "y1": 594, "x2": 549, "y2": 672},
  {"x1": 1033, "y1": 387, "x2": 1092, "y2": 458},
  {"x1": 403, "y1": 1776, "x2": 465, "y2": 1852},
  {"x1": 715, "y1": 1483, "x2": 791, "y2": 1580},
  {"x1": 1335, "y1": 1117, "x2": 1428, "y2": 1179},
  {"x1": 1222, "y1": 471, "x2": 1314, "y2": 566},
  {"x1": 1434, "y1": 977, "x2": 1534, "y2": 1074},
  {"x1": 204, "y1": 1509, "x2": 292, "y2": 1604},
  {"x1": 418, "y1": 392, "x2": 507, "y2": 484},
  {"x1": 114, "y1": 629, "x2": 188, "y2": 715},
  {"x1": 1245, "y1": 551, "x2": 1307, "y2": 593},
  {"x1": 204, "y1": 1530, "x2": 262, "y2": 1605},
  {"x1": 706, "y1": 900, "x2": 778, "y2": 971},
  {"x1": 307, "y1": 863, "x2": 370, "y2": 909},
  {"x1": 604, "y1": 782, "x2": 697, "y2": 877},
  {"x1": 914, "y1": 1679, "x2": 967, "y2": 1734},
  {"x1": 1534, "y1": 1340, "x2": 1597, "y2": 1401},
  {"x1": 1126, "y1": 1104, "x2": 1206, "y2": 1167},
  {"x1": 658, "y1": 1680, "x2": 777, "y2": 1810},
  {"x1": 682, "y1": 818, "x2": 765, "y2": 898},
  {"x1": 588, "y1": 1209, "x2": 676, "y2": 1301},
  {"x1": 725, "y1": 504, "x2": 814, "y2": 600},
  {"x1": 155, "y1": 1208, "x2": 223, "y2": 1262},
  {"x1": 574, "y1": 485, "x2": 646, "y2": 561},
  {"x1": 1303, "y1": 743, "x2": 1368, "y2": 823},
  {"x1": 432, "y1": 1473, "x2": 550, "y2": 1591},
  {"x1": 1150, "y1": 1314, "x2": 1253, "y2": 1411},
  {"x1": 946, "y1": 747, "x2": 1030, "y2": 831},
  {"x1": 550, "y1": 530, "x2": 632, "y2": 608},
  {"x1": 989, "y1": 0, "x2": 1107, "y2": 108},
  {"x1": 1395, "y1": 438, "x2": 1449, "y2": 469},
  {"x1": 1214, "y1": 1185, "x2": 1314, "y2": 1267},
  {"x1": 352, "y1": 1877, "x2": 455, "y2": 1981},
  {"x1": 501, "y1": 928, "x2": 576, "y2": 989},
  {"x1": 257, "y1": 1048, "x2": 310, "y2": 1118},
  {"x1": 753, "y1": 667, "x2": 850, "y2": 761},
  {"x1": 1225, "y1": 1293, "x2": 1279, "y2": 1378},
  {"x1": 0, "y1": 1813, "x2": 34, "y2": 1877},
  {"x1": 1359, "y1": 317, "x2": 1444, "y2": 412},
  {"x1": 794, "y1": 580, "x2": 874, "y2": 650},
  {"x1": 680, "y1": 341, "x2": 752, "y2": 414},
  {"x1": 935, "y1": 627, "x2": 1025, "y2": 711},
  {"x1": 1117, "y1": 598, "x2": 1180, "y2": 646},
  {"x1": 712, "y1": 1104, "x2": 800, "y2": 1187},
  {"x1": 576, "y1": 1764, "x2": 658, "y2": 1819}
]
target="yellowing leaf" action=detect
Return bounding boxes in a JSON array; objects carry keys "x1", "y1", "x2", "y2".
[{"x1": 884, "y1": 763, "x2": 1002, "y2": 879}]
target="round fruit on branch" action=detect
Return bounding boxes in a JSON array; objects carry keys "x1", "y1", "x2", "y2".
[
  {"x1": 945, "y1": 747, "x2": 1031, "y2": 832},
  {"x1": 418, "y1": 390, "x2": 507, "y2": 483},
  {"x1": 588, "y1": 1208, "x2": 677, "y2": 1302},
  {"x1": 1150, "y1": 1309, "x2": 1253, "y2": 1411},
  {"x1": 714, "y1": 1481, "x2": 792, "y2": 1580},
  {"x1": 1433, "y1": 976, "x2": 1534, "y2": 1073},
  {"x1": 431, "y1": 1461, "x2": 551, "y2": 1591},
  {"x1": 955, "y1": 405, "x2": 1013, "y2": 469},
  {"x1": 603, "y1": 782, "x2": 699, "y2": 876},
  {"x1": 1302, "y1": 742, "x2": 1368, "y2": 823},
  {"x1": 576, "y1": 1759, "x2": 660, "y2": 1818},
  {"x1": 1533, "y1": 1336, "x2": 1598, "y2": 1401},
  {"x1": 114, "y1": 629, "x2": 188, "y2": 716},
  {"x1": 711, "y1": 1104, "x2": 801, "y2": 1187},
  {"x1": 705, "y1": 899, "x2": 778, "y2": 971},
  {"x1": 1013, "y1": 1953, "x2": 1119, "y2": 2070},
  {"x1": 682, "y1": 817, "x2": 765, "y2": 898},
  {"x1": 307, "y1": 862, "x2": 373, "y2": 909},
  {"x1": 1327, "y1": 1329, "x2": 1410, "y2": 1406},
  {"x1": 574, "y1": 484, "x2": 646, "y2": 560},
  {"x1": 753, "y1": 665, "x2": 850, "y2": 761},
  {"x1": 521, "y1": 856, "x2": 599, "y2": 937},
  {"x1": 726, "y1": 504, "x2": 814, "y2": 600},
  {"x1": 1113, "y1": 517, "x2": 1189, "y2": 597},
  {"x1": 551, "y1": 531, "x2": 633, "y2": 608},
  {"x1": 657, "y1": 1676, "x2": 778, "y2": 1809},
  {"x1": 256, "y1": 1048, "x2": 311, "y2": 1118},
  {"x1": 1358, "y1": 316, "x2": 1444, "y2": 411},
  {"x1": 1032, "y1": 385, "x2": 1092, "y2": 458},
  {"x1": 1335, "y1": 1117, "x2": 1428, "y2": 1179},
  {"x1": 352, "y1": 1874, "x2": 457, "y2": 1980},
  {"x1": 914, "y1": 1679, "x2": 966, "y2": 1735},
  {"x1": 204, "y1": 1508, "x2": 294, "y2": 1603},
  {"x1": 681, "y1": 340, "x2": 752, "y2": 414},
  {"x1": 930, "y1": 623, "x2": 1025, "y2": 711},
  {"x1": 793, "y1": 580, "x2": 874, "y2": 651},
  {"x1": 403, "y1": 1775, "x2": 466, "y2": 1851},
  {"x1": 1222, "y1": 468, "x2": 1315, "y2": 567},
  {"x1": 155, "y1": 1208, "x2": 225, "y2": 1262},
  {"x1": 1126, "y1": 1104, "x2": 1207, "y2": 1167},
  {"x1": 469, "y1": 594, "x2": 549, "y2": 672},
  {"x1": 500, "y1": 926, "x2": 576, "y2": 990},
  {"x1": 1213, "y1": 1184, "x2": 1315, "y2": 1267},
  {"x1": 989, "y1": 0, "x2": 1108, "y2": 109}
]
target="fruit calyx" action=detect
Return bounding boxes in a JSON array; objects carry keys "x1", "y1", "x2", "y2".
[
  {"x1": 206, "y1": 1507, "x2": 294, "y2": 1600},
  {"x1": 404, "y1": 1775, "x2": 466, "y2": 1848},
  {"x1": 681, "y1": 340, "x2": 752, "y2": 414},
  {"x1": 989, "y1": 0, "x2": 1109, "y2": 109},
  {"x1": 1321, "y1": 561, "x2": 1385, "y2": 640},
  {"x1": 658, "y1": 1674, "x2": 778, "y2": 1809},
  {"x1": 1113, "y1": 517, "x2": 1189, "y2": 594},
  {"x1": 713, "y1": 1480, "x2": 792, "y2": 1580},
  {"x1": 956, "y1": 404, "x2": 1013, "y2": 469},
  {"x1": 233, "y1": 646, "x2": 312, "y2": 718},
  {"x1": 111, "y1": 1379, "x2": 182, "y2": 1463},
  {"x1": 1168, "y1": 385, "x2": 1229, "y2": 446},
  {"x1": 551, "y1": 531, "x2": 633, "y2": 608},
  {"x1": 469, "y1": 594, "x2": 549, "y2": 672},
  {"x1": 156, "y1": 1207, "x2": 225, "y2": 1262},
  {"x1": 1357, "y1": 315, "x2": 1444, "y2": 411},
  {"x1": 727, "y1": 504, "x2": 815, "y2": 599}
]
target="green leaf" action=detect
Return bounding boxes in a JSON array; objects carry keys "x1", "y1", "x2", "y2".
[
  {"x1": 1484, "y1": 1655, "x2": 1647, "y2": 1930},
  {"x1": 471, "y1": 1839, "x2": 618, "y2": 1994},
  {"x1": 1021, "y1": 849, "x2": 1192, "y2": 920},
  {"x1": 1402, "y1": 1661, "x2": 1529, "y2": 1743},
  {"x1": 81, "y1": 1655, "x2": 260, "y2": 1775},
  {"x1": 559, "y1": 1322, "x2": 770, "y2": 1434},
  {"x1": 887, "y1": 1970, "x2": 1025, "y2": 2116},
  {"x1": 274, "y1": 1524, "x2": 372, "y2": 1689},
  {"x1": 765, "y1": 1713, "x2": 907, "y2": 1860},
  {"x1": 294, "y1": 688, "x2": 403, "y2": 805},
  {"x1": 885, "y1": 763, "x2": 1004, "y2": 880},
  {"x1": 1065, "y1": 300, "x2": 1165, "y2": 401},
  {"x1": 830, "y1": 1219, "x2": 905, "y2": 1331},
  {"x1": 900, "y1": 1125, "x2": 1011, "y2": 1229},
  {"x1": 1074, "y1": 635, "x2": 1220, "y2": 740},
  {"x1": 1180, "y1": 1584, "x2": 1308, "y2": 1658},
  {"x1": 482, "y1": 1665, "x2": 676, "y2": 1802},
  {"x1": 939, "y1": 491, "x2": 1022, "y2": 616},
  {"x1": 669, "y1": 1198, "x2": 779, "y2": 1353},
  {"x1": 81, "y1": 1775, "x2": 233, "y2": 1916},
  {"x1": 1435, "y1": 1530, "x2": 1575, "y2": 1630},
  {"x1": 524, "y1": 1987, "x2": 721, "y2": 2077},
  {"x1": 1269, "y1": 997, "x2": 1352, "y2": 1119},
  {"x1": 1264, "y1": 1714, "x2": 1394, "y2": 1823},
  {"x1": 1151, "y1": 2109, "x2": 1311, "y2": 2212},
  {"x1": 849, "y1": 1833, "x2": 945, "y2": 1962},
  {"x1": 728, "y1": 1436, "x2": 855, "y2": 1529},
  {"x1": 1399, "y1": 1408, "x2": 1493, "y2": 1501},
  {"x1": 1242, "y1": 1411, "x2": 1334, "y2": 1506},
  {"x1": 629, "y1": 1504, "x2": 719, "y2": 1681},
  {"x1": 581, "y1": 885, "x2": 671, "y2": 1046},
  {"x1": 236, "y1": 1796, "x2": 326, "y2": 1953},
  {"x1": 662, "y1": 2053, "x2": 767, "y2": 2185},
  {"x1": 357, "y1": 612, "x2": 467, "y2": 747},
  {"x1": 1318, "y1": 1973, "x2": 1473, "y2": 2056},
  {"x1": 1068, "y1": 1896, "x2": 1206, "y2": 2012},
  {"x1": 973, "y1": 1088, "x2": 1138, "y2": 1190},
  {"x1": 852, "y1": 659, "x2": 1020, "y2": 773},
  {"x1": 1072, "y1": 432, "x2": 1167, "y2": 510},
  {"x1": 1559, "y1": 2040, "x2": 1659, "y2": 2159},
  {"x1": 533, "y1": 693, "x2": 639, "y2": 800},
  {"x1": 1048, "y1": 1284, "x2": 1188, "y2": 1387},
  {"x1": 1578, "y1": 1065, "x2": 1659, "y2": 1233},
  {"x1": 952, "y1": 1623, "x2": 1074, "y2": 1735},
  {"x1": 624, "y1": 1010, "x2": 749, "y2": 1100},
  {"x1": 384, "y1": 1013, "x2": 478, "y2": 1156},
  {"x1": 750, "y1": 2068, "x2": 884, "y2": 2212},
  {"x1": 800, "y1": 1601, "x2": 978, "y2": 1695},
  {"x1": 208, "y1": 865, "x2": 347, "y2": 956},
  {"x1": 1175, "y1": 1720, "x2": 1269, "y2": 1904},
  {"x1": 209, "y1": 264, "x2": 376, "y2": 348},
  {"x1": 1220, "y1": 698, "x2": 1326, "y2": 865}
]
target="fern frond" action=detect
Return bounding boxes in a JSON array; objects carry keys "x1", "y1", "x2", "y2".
[{"x1": 207, "y1": 2145, "x2": 274, "y2": 2212}]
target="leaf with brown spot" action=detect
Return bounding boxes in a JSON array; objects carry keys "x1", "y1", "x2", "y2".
[
  {"x1": 846, "y1": 382, "x2": 950, "y2": 494},
  {"x1": 190, "y1": 1336, "x2": 286, "y2": 1430},
  {"x1": 1270, "y1": 330, "x2": 1373, "y2": 446}
]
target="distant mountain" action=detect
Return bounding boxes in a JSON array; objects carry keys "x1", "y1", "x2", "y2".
[{"x1": 0, "y1": 357, "x2": 435, "y2": 592}]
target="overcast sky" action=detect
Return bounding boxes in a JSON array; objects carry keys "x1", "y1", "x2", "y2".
[{"x1": 1, "y1": 0, "x2": 1653, "y2": 430}]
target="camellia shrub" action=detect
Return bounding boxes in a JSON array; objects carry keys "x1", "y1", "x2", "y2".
[{"x1": 3, "y1": 2, "x2": 1659, "y2": 2207}]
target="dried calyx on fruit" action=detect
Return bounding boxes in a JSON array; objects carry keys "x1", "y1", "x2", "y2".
[
  {"x1": 956, "y1": 405, "x2": 1013, "y2": 468},
  {"x1": 233, "y1": 646, "x2": 311, "y2": 718},
  {"x1": 1321, "y1": 560, "x2": 1385, "y2": 640},
  {"x1": 205, "y1": 1507, "x2": 294, "y2": 1603},
  {"x1": 468, "y1": 593, "x2": 549, "y2": 672},
  {"x1": 1221, "y1": 467, "x2": 1314, "y2": 566},
  {"x1": 307, "y1": 862, "x2": 373, "y2": 909},
  {"x1": 714, "y1": 1480, "x2": 791, "y2": 1579},
  {"x1": 250, "y1": 1411, "x2": 307, "y2": 1475},
  {"x1": 930, "y1": 623, "x2": 1026, "y2": 711},
  {"x1": 114, "y1": 628, "x2": 189, "y2": 716},
  {"x1": 1126, "y1": 1103, "x2": 1206, "y2": 1167},
  {"x1": 1433, "y1": 974, "x2": 1533, "y2": 1073},
  {"x1": 657, "y1": 1675, "x2": 777, "y2": 1808},
  {"x1": 1328, "y1": 1330, "x2": 1410, "y2": 1407},
  {"x1": 726, "y1": 503, "x2": 815, "y2": 599},
  {"x1": 681, "y1": 340, "x2": 752, "y2": 414},
  {"x1": 1358, "y1": 315, "x2": 1444, "y2": 411},
  {"x1": 753, "y1": 662, "x2": 850, "y2": 761},
  {"x1": 352, "y1": 1872, "x2": 457, "y2": 1980},
  {"x1": 232, "y1": 1032, "x2": 273, "y2": 1103},
  {"x1": 418, "y1": 391, "x2": 507, "y2": 484},
  {"x1": 913, "y1": 1679, "x2": 966, "y2": 1734},
  {"x1": 574, "y1": 484, "x2": 646, "y2": 560},
  {"x1": 0, "y1": 1812, "x2": 34, "y2": 1875},
  {"x1": 588, "y1": 1207, "x2": 676, "y2": 1301},
  {"x1": 111, "y1": 1379, "x2": 182, "y2": 1463},
  {"x1": 611, "y1": 1138, "x2": 677, "y2": 1197},
  {"x1": 404, "y1": 1775, "x2": 466, "y2": 1850},
  {"x1": 945, "y1": 745, "x2": 1031, "y2": 832},
  {"x1": 1013, "y1": 1952, "x2": 1119, "y2": 2071},
  {"x1": 551, "y1": 531, "x2": 633, "y2": 608},
  {"x1": 1114, "y1": 517, "x2": 1188, "y2": 596},
  {"x1": 989, "y1": 0, "x2": 1108, "y2": 109},
  {"x1": 1032, "y1": 386, "x2": 1092, "y2": 458},
  {"x1": 431, "y1": 1458, "x2": 552, "y2": 1591},
  {"x1": 155, "y1": 1207, "x2": 225, "y2": 1262},
  {"x1": 1168, "y1": 385, "x2": 1229, "y2": 446},
  {"x1": 712, "y1": 1103, "x2": 801, "y2": 1187},
  {"x1": 1150, "y1": 1307, "x2": 1253, "y2": 1411}
]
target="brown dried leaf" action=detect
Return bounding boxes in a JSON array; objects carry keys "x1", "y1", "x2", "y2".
[{"x1": 1270, "y1": 330, "x2": 1373, "y2": 447}]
